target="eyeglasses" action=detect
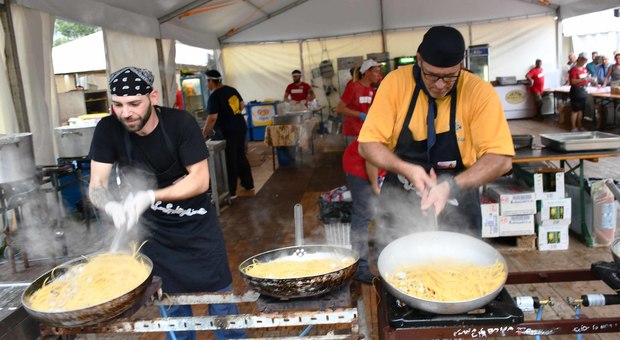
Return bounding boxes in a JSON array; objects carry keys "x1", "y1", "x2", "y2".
[{"x1": 420, "y1": 65, "x2": 460, "y2": 83}]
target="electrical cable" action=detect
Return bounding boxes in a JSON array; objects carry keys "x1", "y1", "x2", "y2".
[
  {"x1": 299, "y1": 324, "x2": 313, "y2": 337},
  {"x1": 575, "y1": 305, "x2": 582, "y2": 340},
  {"x1": 158, "y1": 305, "x2": 179, "y2": 340},
  {"x1": 535, "y1": 304, "x2": 545, "y2": 340}
]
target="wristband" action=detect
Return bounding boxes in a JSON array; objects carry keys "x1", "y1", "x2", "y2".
[{"x1": 445, "y1": 176, "x2": 460, "y2": 198}]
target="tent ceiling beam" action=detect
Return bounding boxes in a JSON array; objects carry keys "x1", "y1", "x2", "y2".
[
  {"x1": 514, "y1": 0, "x2": 558, "y2": 10},
  {"x1": 158, "y1": 0, "x2": 215, "y2": 24},
  {"x1": 243, "y1": 0, "x2": 268, "y2": 16},
  {"x1": 218, "y1": 0, "x2": 309, "y2": 43},
  {"x1": 220, "y1": 11, "x2": 556, "y2": 46}
]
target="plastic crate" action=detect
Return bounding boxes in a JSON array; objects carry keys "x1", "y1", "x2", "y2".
[{"x1": 317, "y1": 198, "x2": 352, "y2": 223}]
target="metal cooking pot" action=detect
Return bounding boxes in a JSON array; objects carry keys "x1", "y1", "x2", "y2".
[
  {"x1": 273, "y1": 113, "x2": 303, "y2": 125},
  {"x1": 239, "y1": 245, "x2": 359, "y2": 299},
  {"x1": 0, "y1": 133, "x2": 36, "y2": 184},
  {"x1": 54, "y1": 125, "x2": 96, "y2": 158},
  {"x1": 378, "y1": 231, "x2": 507, "y2": 314},
  {"x1": 21, "y1": 252, "x2": 153, "y2": 327}
]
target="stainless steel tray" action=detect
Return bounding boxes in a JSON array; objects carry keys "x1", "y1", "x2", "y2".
[{"x1": 540, "y1": 132, "x2": 620, "y2": 152}]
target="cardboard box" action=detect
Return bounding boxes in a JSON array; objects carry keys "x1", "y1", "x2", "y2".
[
  {"x1": 513, "y1": 163, "x2": 565, "y2": 200},
  {"x1": 480, "y1": 195, "x2": 500, "y2": 238},
  {"x1": 534, "y1": 172, "x2": 565, "y2": 200},
  {"x1": 537, "y1": 224, "x2": 569, "y2": 251},
  {"x1": 536, "y1": 198, "x2": 572, "y2": 226},
  {"x1": 499, "y1": 214, "x2": 535, "y2": 236},
  {"x1": 486, "y1": 184, "x2": 536, "y2": 216}
]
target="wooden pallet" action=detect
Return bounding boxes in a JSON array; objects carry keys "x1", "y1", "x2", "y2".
[{"x1": 489, "y1": 234, "x2": 538, "y2": 252}]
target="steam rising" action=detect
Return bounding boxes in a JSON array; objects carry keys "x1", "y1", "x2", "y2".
[{"x1": 371, "y1": 185, "x2": 477, "y2": 257}]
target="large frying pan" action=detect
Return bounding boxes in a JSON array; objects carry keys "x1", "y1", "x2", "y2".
[
  {"x1": 21, "y1": 253, "x2": 153, "y2": 328},
  {"x1": 378, "y1": 231, "x2": 507, "y2": 314},
  {"x1": 239, "y1": 245, "x2": 359, "y2": 299}
]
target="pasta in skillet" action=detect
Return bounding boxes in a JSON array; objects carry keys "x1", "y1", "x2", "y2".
[
  {"x1": 27, "y1": 252, "x2": 150, "y2": 312},
  {"x1": 244, "y1": 257, "x2": 356, "y2": 278},
  {"x1": 385, "y1": 259, "x2": 506, "y2": 302}
]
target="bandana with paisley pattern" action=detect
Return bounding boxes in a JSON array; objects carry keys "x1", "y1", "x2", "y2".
[{"x1": 109, "y1": 66, "x2": 154, "y2": 96}]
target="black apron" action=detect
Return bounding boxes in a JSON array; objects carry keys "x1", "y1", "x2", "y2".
[
  {"x1": 376, "y1": 66, "x2": 481, "y2": 251},
  {"x1": 121, "y1": 107, "x2": 232, "y2": 294}
]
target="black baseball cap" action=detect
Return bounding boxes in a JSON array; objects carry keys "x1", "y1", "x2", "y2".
[{"x1": 418, "y1": 26, "x2": 465, "y2": 67}]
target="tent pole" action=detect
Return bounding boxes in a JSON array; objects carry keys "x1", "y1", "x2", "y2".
[
  {"x1": 2, "y1": 0, "x2": 29, "y2": 132},
  {"x1": 299, "y1": 40, "x2": 305, "y2": 79},
  {"x1": 379, "y1": 0, "x2": 386, "y2": 53},
  {"x1": 156, "y1": 38, "x2": 170, "y2": 107}
]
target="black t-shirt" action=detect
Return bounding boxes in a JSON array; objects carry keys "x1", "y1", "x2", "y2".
[
  {"x1": 206, "y1": 85, "x2": 246, "y2": 135},
  {"x1": 89, "y1": 106, "x2": 208, "y2": 173},
  {"x1": 89, "y1": 106, "x2": 232, "y2": 293}
]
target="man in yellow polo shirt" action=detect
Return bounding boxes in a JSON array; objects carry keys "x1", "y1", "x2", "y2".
[{"x1": 358, "y1": 26, "x2": 514, "y2": 247}]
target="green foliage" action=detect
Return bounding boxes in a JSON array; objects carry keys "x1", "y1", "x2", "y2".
[{"x1": 53, "y1": 19, "x2": 100, "y2": 47}]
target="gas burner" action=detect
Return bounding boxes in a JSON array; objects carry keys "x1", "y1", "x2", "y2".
[
  {"x1": 256, "y1": 283, "x2": 351, "y2": 312},
  {"x1": 382, "y1": 286, "x2": 524, "y2": 328},
  {"x1": 591, "y1": 261, "x2": 620, "y2": 291}
]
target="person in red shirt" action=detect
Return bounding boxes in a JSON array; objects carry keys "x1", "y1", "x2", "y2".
[
  {"x1": 525, "y1": 59, "x2": 544, "y2": 117},
  {"x1": 342, "y1": 139, "x2": 386, "y2": 284},
  {"x1": 174, "y1": 88, "x2": 184, "y2": 110},
  {"x1": 568, "y1": 53, "x2": 592, "y2": 132},
  {"x1": 283, "y1": 69, "x2": 315, "y2": 103},
  {"x1": 337, "y1": 59, "x2": 382, "y2": 144}
]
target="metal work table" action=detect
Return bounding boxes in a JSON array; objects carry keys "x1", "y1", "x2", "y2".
[
  {"x1": 513, "y1": 147, "x2": 620, "y2": 246},
  {"x1": 205, "y1": 140, "x2": 230, "y2": 216},
  {"x1": 265, "y1": 117, "x2": 319, "y2": 170}
]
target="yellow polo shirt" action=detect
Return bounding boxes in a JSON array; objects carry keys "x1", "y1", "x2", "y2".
[{"x1": 358, "y1": 65, "x2": 514, "y2": 168}]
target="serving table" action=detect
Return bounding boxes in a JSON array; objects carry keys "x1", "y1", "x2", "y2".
[{"x1": 545, "y1": 87, "x2": 620, "y2": 128}]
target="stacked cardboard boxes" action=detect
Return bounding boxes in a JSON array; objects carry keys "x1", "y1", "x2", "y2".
[
  {"x1": 513, "y1": 163, "x2": 570, "y2": 251},
  {"x1": 483, "y1": 181, "x2": 536, "y2": 238}
]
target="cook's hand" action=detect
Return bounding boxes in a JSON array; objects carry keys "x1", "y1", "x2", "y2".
[
  {"x1": 123, "y1": 190, "x2": 155, "y2": 230},
  {"x1": 421, "y1": 180, "x2": 450, "y2": 216},
  {"x1": 404, "y1": 165, "x2": 436, "y2": 193},
  {"x1": 104, "y1": 201, "x2": 126, "y2": 229}
]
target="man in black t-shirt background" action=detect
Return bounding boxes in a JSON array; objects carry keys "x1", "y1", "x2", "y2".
[
  {"x1": 203, "y1": 69, "x2": 254, "y2": 199},
  {"x1": 89, "y1": 66, "x2": 244, "y2": 340}
]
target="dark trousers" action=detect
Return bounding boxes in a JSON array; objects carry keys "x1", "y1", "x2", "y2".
[
  {"x1": 345, "y1": 173, "x2": 376, "y2": 271},
  {"x1": 225, "y1": 132, "x2": 254, "y2": 196},
  {"x1": 161, "y1": 285, "x2": 245, "y2": 340}
]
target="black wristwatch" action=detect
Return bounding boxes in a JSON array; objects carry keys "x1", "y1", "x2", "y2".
[{"x1": 445, "y1": 176, "x2": 460, "y2": 198}]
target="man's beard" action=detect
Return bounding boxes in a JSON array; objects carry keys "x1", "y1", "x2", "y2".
[{"x1": 121, "y1": 99, "x2": 152, "y2": 132}]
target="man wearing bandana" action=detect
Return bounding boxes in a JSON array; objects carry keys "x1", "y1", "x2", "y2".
[
  {"x1": 88, "y1": 66, "x2": 244, "y2": 340},
  {"x1": 358, "y1": 26, "x2": 514, "y2": 252}
]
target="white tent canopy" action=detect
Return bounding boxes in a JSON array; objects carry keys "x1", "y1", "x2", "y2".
[
  {"x1": 52, "y1": 31, "x2": 106, "y2": 74},
  {"x1": 1, "y1": 0, "x2": 618, "y2": 163},
  {"x1": 10, "y1": 0, "x2": 620, "y2": 48}
]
